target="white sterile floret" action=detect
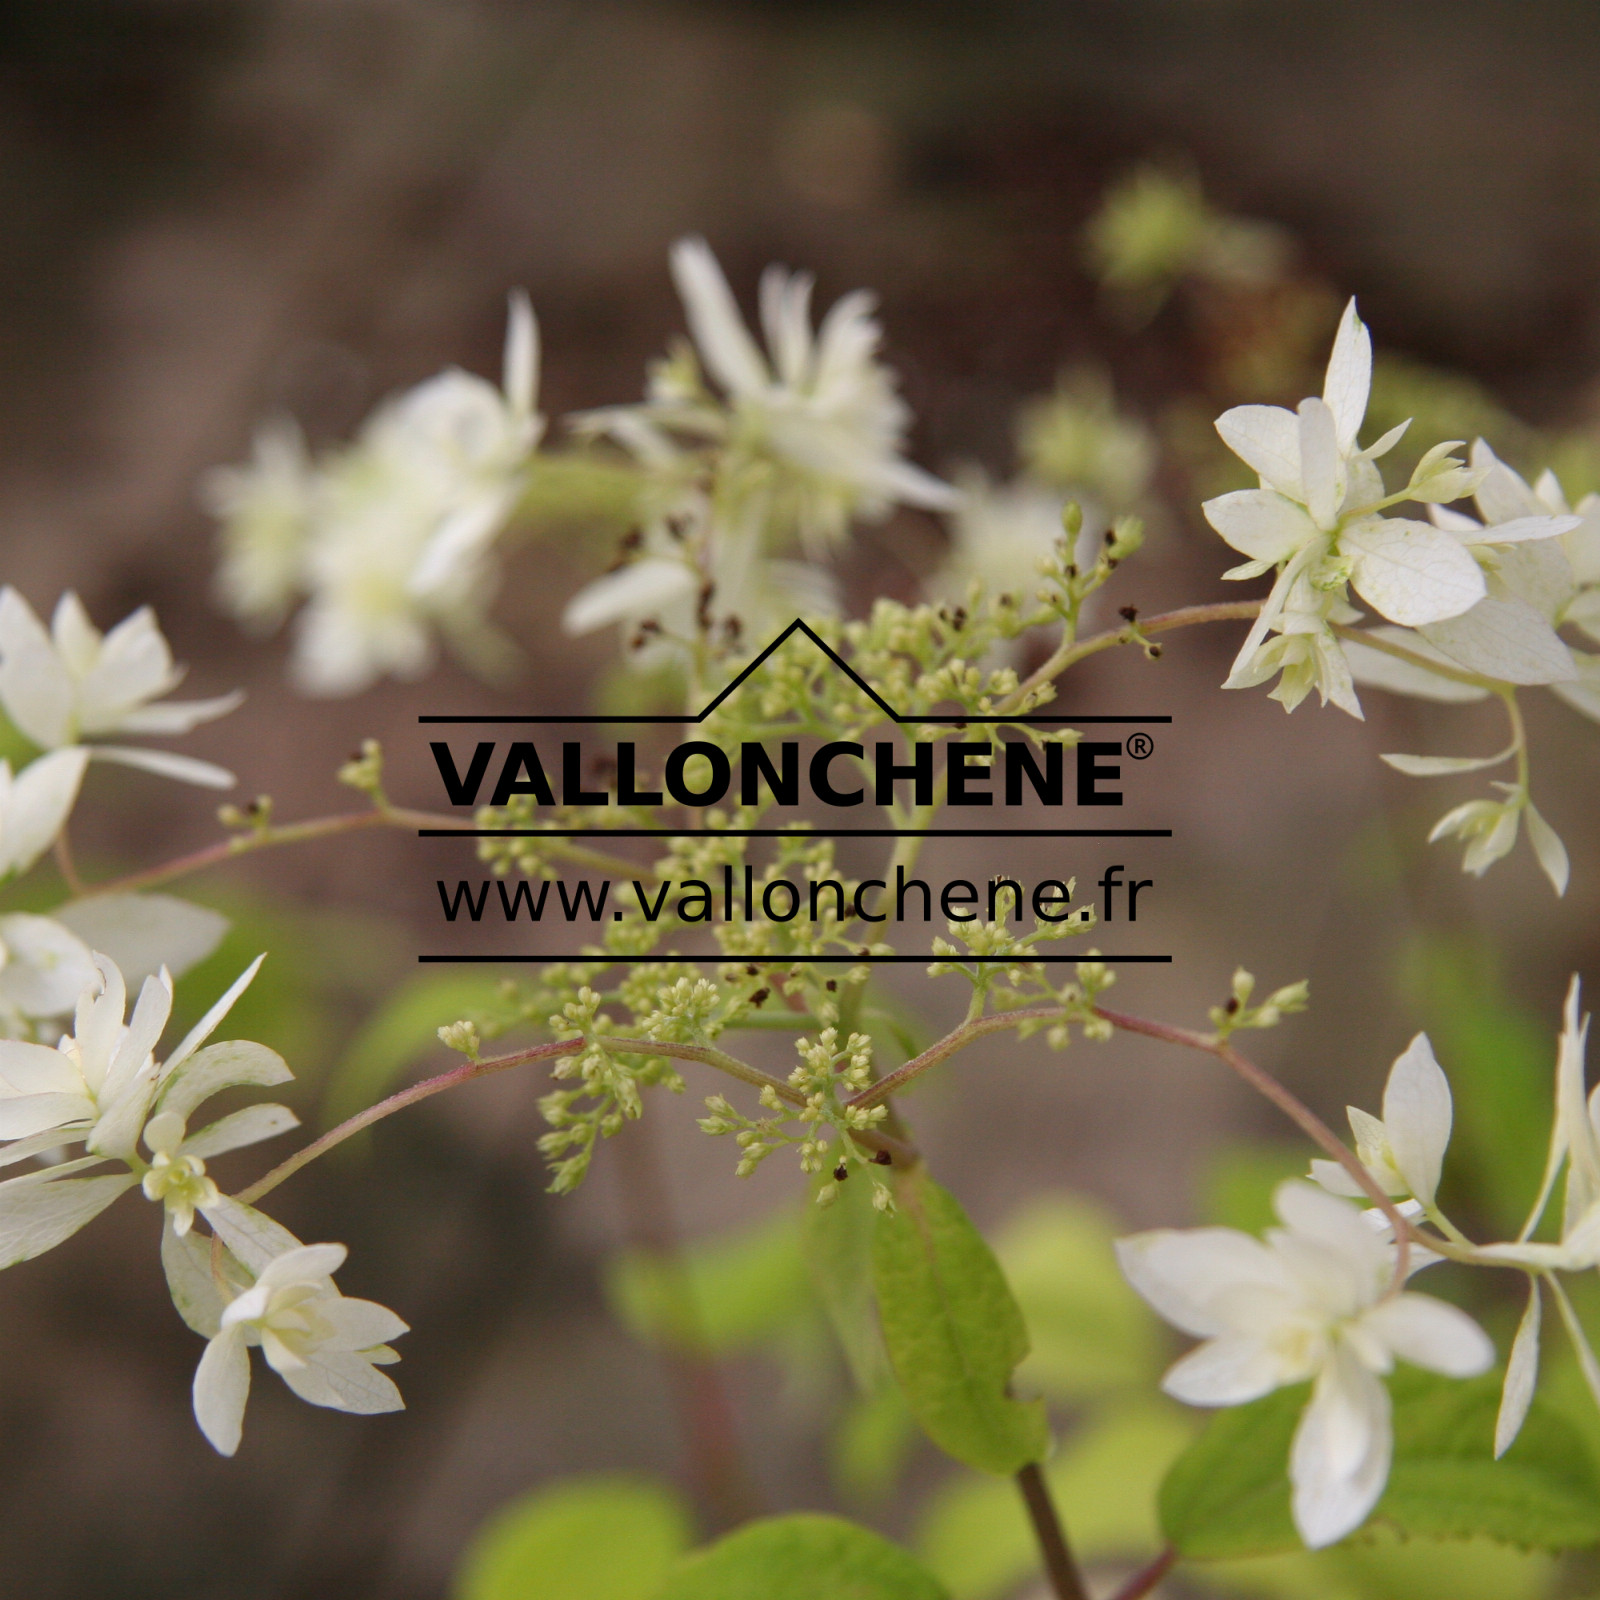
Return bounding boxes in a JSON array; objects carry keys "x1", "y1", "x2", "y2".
[
  {"x1": 634, "y1": 237, "x2": 957, "y2": 554},
  {"x1": 1205, "y1": 301, "x2": 1576, "y2": 718},
  {"x1": 1117, "y1": 1180, "x2": 1493, "y2": 1549},
  {"x1": 1310, "y1": 1033, "x2": 1453, "y2": 1210},
  {"x1": 189, "y1": 1233, "x2": 407, "y2": 1456},
  {"x1": 0, "y1": 952, "x2": 295, "y2": 1267},
  {"x1": 204, "y1": 418, "x2": 316, "y2": 632},
  {"x1": 0, "y1": 589, "x2": 241, "y2": 789}
]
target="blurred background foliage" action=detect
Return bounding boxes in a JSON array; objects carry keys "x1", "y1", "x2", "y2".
[{"x1": 4, "y1": 1, "x2": 1600, "y2": 1595}]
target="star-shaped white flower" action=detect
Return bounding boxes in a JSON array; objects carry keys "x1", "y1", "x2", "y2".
[
  {"x1": 183, "y1": 1223, "x2": 407, "y2": 1456},
  {"x1": 0, "y1": 589, "x2": 241, "y2": 788},
  {"x1": 1205, "y1": 302, "x2": 1574, "y2": 717},
  {"x1": 1118, "y1": 1180, "x2": 1493, "y2": 1548},
  {"x1": 620, "y1": 237, "x2": 957, "y2": 556},
  {"x1": 0, "y1": 953, "x2": 295, "y2": 1266}
]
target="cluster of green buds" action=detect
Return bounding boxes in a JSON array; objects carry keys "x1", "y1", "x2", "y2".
[{"x1": 1208, "y1": 967, "x2": 1312, "y2": 1040}]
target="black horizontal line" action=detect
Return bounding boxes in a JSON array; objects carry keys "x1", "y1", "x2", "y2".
[
  {"x1": 418, "y1": 715, "x2": 1171, "y2": 725},
  {"x1": 417, "y1": 954, "x2": 1172, "y2": 964},
  {"x1": 420, "y1": 828, "x2": 1173, "y2": 839}
]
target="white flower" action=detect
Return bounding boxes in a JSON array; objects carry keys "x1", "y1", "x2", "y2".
[
  {"x1": 1309, "y1": 1033, "x2": 1453, "y2": 1209},
  {"x1": 935, "y1": 473, "x2": 1093, "y2": 606},
  {"x1": 186, "y1": 1228, "x2": 406, "y2": 1456},
  {"x1": 206, "y1": 294, "x2": 540, "y2": 696},
  {"x1": 625, "y1": 237, "x2": 956, "y2": 555},
  {"x1": 1206, "y1": 302, "x2": 1574, "y2": 717},
  {"x1": 0, "y1": 953, "x2": 295, "y2": 1266},
  {"x1": 0, "y1": 747, "x2": 88, "y2": 879},
  {"x1": 0, "y1": 589, "x2": 240, "y2": 788},
  {"x1": 1117, "y1": 1180, "x2": 1493, "y2": 1548},
  {"x1": 203, "y1": 418, "x2": 315, "y2": 632}
]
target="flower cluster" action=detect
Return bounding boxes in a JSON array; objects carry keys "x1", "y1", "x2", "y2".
[
  {"x1": 206, "y1": 294, "x2": 541, "y2": 694},
  {"x1": 0, "y1": 950, "x2": 406, "y2": 1454}
]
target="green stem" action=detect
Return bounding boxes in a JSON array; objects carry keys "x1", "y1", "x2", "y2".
[
  {"x1": 847, "y1": 1006, "x2": 1066, "y2": 1109},
  {"x1": 1016, "y1": 1462, "x2": 1089, "y2": 1600},
  {"x1": 1108, "y1": 1545, "x2": 1178, "y2": 1600}
]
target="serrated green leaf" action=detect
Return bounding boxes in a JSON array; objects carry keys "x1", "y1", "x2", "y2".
[
  {"x1": 995, "y1": 1193, "x2": 1162, "y2": 1399},
  {"x1": 656, "y1": 1514, "x2": 947, "y2": 1600},
  {"x1": 916, "y1": 1401, "x2": 1193, "y2": 1600},
  {"x1": 805, "y1": 1169, "x2": 884, "y2": 1389},
  {"x1": 605, "y1": 1205, "x2": 813, "y2": 1357},
  {"x1": 1161, "y1": 1369, "x2": 1600, "y2": 1561},
  {"x1": 453, "y1": 1474, "x2": 691, "y2": 1600},
  {"x1": 872, "y1": 1169, "x2": 1048, "y2": 1476},
  {"x1": 323, "y1": 972, "x2": 517, "y2": 1126}
]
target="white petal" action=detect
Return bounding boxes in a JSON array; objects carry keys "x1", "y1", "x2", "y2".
[
  {"x1": 105, "y1": 972, "x2": 174, "y2": 1103},
  {"x1": 0, "y1": 1037, "x2": 84, "y2": 1095},
  {"x1": 0, "y1": 1169, "x2": 136, "y2": 1266},
  {"x1": 200, "y1": 1195, "x2": 303, "y2": 1276},
  {"x1": 318, "y1": 1295, "x2": 410, "y2": 1352},
  {"x1": 111, "y1": 690, "x2": 244, "y2": 736},
  {"x1": 253, "y1": 1242, "x2": 347, "y2": 1292},
  {"x1": 1274, "y1": 1180, "x2": 1390, "y2": 1270},
  {"x1": 89, "y1": 745, "x2": 236, "y2": 790},
  {"x1": 1496, "y1": 1279, "x2": 1542, "y2": 1458},
  {"x1": 162, "y1": 1212, "x2": 229, "y2": 1338},
  {"x1": 1381, "y1": 1034, "x2": 1452, "y2": 1207},
  {"x1": 1361, "y1": 1292, "x2": 1494, "y2": 1377},
  {"x1": 1309, "y1": 1158, "x2": 1368, "y2": 1198},
  {"x1": 1342, "y1": 517, "x2": 1486, "y2": 626},
  {"x1": 281, "y1": 1349, "x2": 403, "y2": 1415},
  {"x1": 0, "y1": 748, "x2": 89, "y2": 877},
  {"x1": 1115, "y1": 1228, "x2": 1286, "y2": 1338},
  {"x1": 1471, "y1": 440, "x2": 1543, "y2": 525},
  {"x1": 0, "y1": 1091, "x2": 96, "y2": 1139},
  {"x1": 669, "y1": 237, "x2": 768, "y2": 397},
  {"x1": 1342, "y1": 626, "x2": 1491, "y2": 703},
  {"x1": 1322, "y1": 300, "x2": 1371, "y2": 455},
  {"x1": 1420, "y1": 597, "x2": 1576, "y2": 686},
  {"x1": 503, "y1": 289, "x2": 539, "y2": 420},
  {"x1": 1458, "y1": 514, "x2": 1579, "y2": 547},
  {"x1": 1203, "y1": 490, "x2": 1316, "y2": 562},
  {"x1": 0, "y1": 913, "x2": 96, "y2": 1016},
  {"x1": 759, "y1": 265, "x2": 815, "y2": 389},
  {"x1": 161, "y1": 955, "x2": 266, "y2": 1077},
  {"x1": 562, "y1": 560, "x2": 697, "y2": 636},
  {"x1": 0, "y1": 588, "x2": 75, "y2": 747},
  {"x1": 158, "y1": 1038, "x2": 291, "y2": 1126},
  {"x1": 181, "y1": 1103, "x2": 298, "y2": 1160},
  {"x1": 1290, "y1": 1349, "x2": 1391, "y2": 1548},
  {"x1": 53, "y1": 893, "x2": 227, "y2": 986},
  {"x1": 1215, "y1": 405, "x2": 1304, "y2": 498},
  {"x1": 1525, "y1": 804, "x2": 1569, "y2": 898},
  {"x1": 78, "y1": 607, "x2": 181, "y2": 725},
  {"x1": 1161, "y1": 1335, "x2": 1289, "y2": 1406},
  {"x1": 1361, "y1": 419, "x2": 1411, "y2": 462},
  {"x1": 193, "y1": 1324, "x2": 252, "y2": 1455},
  {"x1": 1380, "y1": 752, "x2": 1509, "y2": 776},
  {"x1": 1298, "y1": 399, "x2": 1342, "y2": 529}
]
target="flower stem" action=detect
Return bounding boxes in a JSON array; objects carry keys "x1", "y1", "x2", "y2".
[
  {"x1": 1091, "y1": 1005, "x2": 1418, "y2": 1287},
  {"x1": 847, "y1": 1006, "x2": 1067, "y2": 1109},
  {"x1": 1016, "y1": 1462, "x2": 1089, "y2": 1600},
  {"x1": 1108, "y1": 1544, "x2": 1178, "y2": 1600},
  {"x1": 234, "y1": 1039, "x2": 575, "y2": 1205}
]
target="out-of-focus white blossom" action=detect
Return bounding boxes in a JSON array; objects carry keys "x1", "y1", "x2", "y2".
[
  {"x1": 205, "y1": 293, "x2": 541, "y2": 696},
  {"x1": 181, "y1": 1218, "x2": 406, "y2": 1456},
  {"x1": 1207, "y1": 301, "x2": 1576, "y2": 717},
  {"x1": 599, "y1": 237, "x2": 955, "y2": 558},
  {"x1": 1118, "y1": 1180, "x2": 1493, "y2": 1549},
  {"x1": 0, "y1": 747, "x2": 87, "y2": 879},
  {"x1": 934, "y1": 473, "x2": 1090, "y2": 608},
  {"x1": 204, "y1": 419, "x2": 315, "y2": 632},
  {"x1": 0, "y1": 590, "x2": 240, "y2": 788},
  {"x1": 1016, "y1": 370, "x2": 1156, "y2": 510},
  {"x1": 0, "y1": 953, "x2": 294, "y2": 1267}
]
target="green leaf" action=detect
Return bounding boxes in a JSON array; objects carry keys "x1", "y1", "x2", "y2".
[
  {"x1": 1160, "y1": 1370, "x2": 1600, "y2": 1561},
  {"x1": 453, "y1": 1475, "x2": 692, "y2": 1600},
  {"x1": 805, "y1": 1169, "x2": 885, "y2": 1389},
  {"x1": 917, "y1": 1401, "x2": 1193, "y2": 1600},
  {"x1": 605, "y1": 1205, "x2": 813, "y2": 1358},
  {"x1": 994, "y1": 1194, "x2": 1163, "y2": 1399},
  {"x1": 656, "y1": 1514, "x2": 947, "y2": 1600},
  {"x1": 323, "y1": 972, "x2": 516, "y2": 1127},
  {"x1": 872, "y1": 1169, "x2": 1048, "y2": 1476},
  {"x1": 831, "y1": 1383, "x2": 918, "y2": 1505}
]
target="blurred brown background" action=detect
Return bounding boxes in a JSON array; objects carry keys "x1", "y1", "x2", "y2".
[{"x1": 4, "y1": 2, "x2": 1600, "y2": 1595}]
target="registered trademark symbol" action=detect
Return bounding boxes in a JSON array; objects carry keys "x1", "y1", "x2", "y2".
[{"x1": 1127, "y1": 732, "x2": 1154, "y2": 760}]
